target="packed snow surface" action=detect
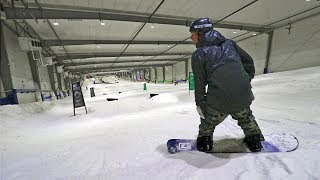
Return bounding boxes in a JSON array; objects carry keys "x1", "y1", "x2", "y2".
[{"x1": 1, "y1": 66, "x2": 320, "y2": 180}]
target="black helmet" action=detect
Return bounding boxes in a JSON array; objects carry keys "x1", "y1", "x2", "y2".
[{"x1": 189, "y1": 17, "x2": 213, "y2": 34}]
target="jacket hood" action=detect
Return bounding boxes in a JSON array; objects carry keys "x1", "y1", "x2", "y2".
[{"x1": 196, "y1": 30, "x2": 226, "y2": 48}]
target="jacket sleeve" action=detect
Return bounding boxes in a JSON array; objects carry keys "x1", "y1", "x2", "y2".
[
  {"x1": 233, "y1": 42, "x2": 255, "y2": 80},
  {"x1": 191, "y1": 49, "x2": 208, "y2": 107}
]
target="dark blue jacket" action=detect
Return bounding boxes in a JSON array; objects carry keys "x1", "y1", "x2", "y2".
[{"x1": 191, "y1": 30, "x2": 255, "y2": 114}]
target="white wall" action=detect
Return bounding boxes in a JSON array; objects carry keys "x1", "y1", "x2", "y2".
[
  {"x1": 0, "y1": 77, "x2": 5, "y2": 98},
  {"x1": 2, "y1": 23, "x2": 55, "y2": 103},
  {"x1": 150, "y1": 68, "x2": 156, "y2": 81},
  {"x1": 60, "y1": 73, "x2": 66, "y2": 91},
  {"x1": 143, "y1": 69, "x2": 150, "y2": 80},
  {"x1": 132, "y1": 70, "x2": 141, "y2": 81},
  {"x1": 132, "y1": 71, "x2": 137, "y2": 81},
  {"x1": 173, "y1": 61, "x2": 186, "y2": 80},
  {"x1": 136, "y1": 70, "x2": 141, "y2": 81},
  {"x1": 188, "y1": 58, "x2": 192, "y2": 73},
  {"x1": 3, "y1": 26, "x2": 35, "y2": 89},
  {"x1": 237, "y1": 34, "x2": 268, "y2": 75},
  {"x1": 38, "y1": 65, "x2": 52, "y2": 91},
  {"x1": 164, "y1": 66, "x2": 173, "y2": 82},
  {"x1": 3, "y1": 24, "x2": 36, "y2": 103},
  {"x1": 53, "y1": 66, "x2": 59, "y2": 90},
  {"x1": 235, "y1": 14, "x2": 320, "y2": 74},
  {"x1": 156, "y1": 67, "x2": 163, "y2": 81},
  {"x1": 64, "y1": 77, "x2": 71, "y2": 91},
  {"x1": 269, "y1": 14, "x2": 320, "y2": 72},
  {"x1": 140, "y1": 70, "x2": 145, "y2": 81},
  {"x1": 15, "y1": 93, "x2": 37, "y2": 104}
]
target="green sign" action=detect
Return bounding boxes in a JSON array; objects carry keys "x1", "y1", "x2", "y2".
[{"x1": 189, "y1": 72, "x2": 195, "y2": 90}]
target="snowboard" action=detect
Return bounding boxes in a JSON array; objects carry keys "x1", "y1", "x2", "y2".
[{"x1": 167, "y1": 133, "x2": 299, "y2": 154}]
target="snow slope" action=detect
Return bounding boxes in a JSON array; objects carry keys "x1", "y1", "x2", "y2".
[{"x1": 1, "y1": 66, "x2": 320, "y2": 180}]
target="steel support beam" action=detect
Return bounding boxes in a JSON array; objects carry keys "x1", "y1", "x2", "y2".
[
  {"x1": 55, "y1": 66, "x2": 62, "y2": 91},
  {"x1": 47, "y1": 65, "x2": 57, "y2": 91},
  {"x1": 0, "y1": 21, "x2": 14, "y2": 94},
  {"x1": 55, "y1": 52, "x2": 192, "y2": 60},
  {"x1": 42, "y1": 39, "x2": 193, "y2": 46},
  {"x1": 63, "y1": 58, "x2": 189, "y2": 67},
  {"x1": 27, "y1": 52, "x2": 41, "y2": 90},
  {"x1": 1, "y1": 21, "x2": 19, "y2": 36},
  {"x1": 263, "y1": 31, "x2": 274, "y2": 74},
  {"x1": 4, "y1": 7, "x2": 270, "y2": 32},
  {"x1": 70, "y1": 63, "x2": 174, "y2": 73},
  {"x1": 154, "y1": 67, "x2": 158, "y2": 82},
  {"x1": 90, "y1": 70, "x2": 130, "y2": 75},
  {"x1": 171, "y1": 65, "x2": 174, "y2": 81},
  {"x1": 162, "y1": 66, "x2": 166, "y2": 81},
  {"x1": 185, "y1": 59, "x2": 189, "y2": 80}
]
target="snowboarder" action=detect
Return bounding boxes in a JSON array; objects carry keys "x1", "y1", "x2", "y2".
[{"x1": 190, "y1": 17, "x2": 264, "y2": 152}]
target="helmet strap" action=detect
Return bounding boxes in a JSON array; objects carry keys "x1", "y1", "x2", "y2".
[{"x1": 197, "y1": 31, "x2": 202, "y2": 41}]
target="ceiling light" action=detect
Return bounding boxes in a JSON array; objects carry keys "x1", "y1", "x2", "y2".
[
  {"x1": 233, "y1": 31, "x2": 237, "y2": 34},
  {"x1": 306, "y1": 0, "x2": 311, "y2": 1},
  {"x1": 253, "y1": 33, "x2": 257, "y2": 36},
  {"x1": 101, "y1": 22, "x2": 105, "y2": 26},
  {"x1": 132, "y1": 45, "x2": 135, "y2": 47},
  {"x1": 151, "y1": 25, "x2": 155, "y2": 28},
  {"x1": 53, "y1": 22, "x2": 59, "y2": 26},
  {"x1": 97, "y1": 45, "x2": 101, "y2": 48},
  {"x1": 167, "y1": 45, "x2": 171, "y2": 47}
]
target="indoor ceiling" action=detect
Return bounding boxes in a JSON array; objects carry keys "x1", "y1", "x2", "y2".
[{"x1": 2, "y1": 0, "x2": 320, "y2": 75}]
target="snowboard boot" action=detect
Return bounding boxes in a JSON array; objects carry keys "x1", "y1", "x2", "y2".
[
  {"x1": 244, "y1": 134, "x2": 263, "y2": 152},
  {"x1": 197, "y1": 136, "x2": 213, "y2": 152}
]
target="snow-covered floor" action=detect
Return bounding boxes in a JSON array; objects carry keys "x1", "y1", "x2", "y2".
[{"x1": 1, "y1": 66, "x2": 320, "y2": 180}]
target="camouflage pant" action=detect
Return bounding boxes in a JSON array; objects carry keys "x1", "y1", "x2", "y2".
[{"x1": 198, "y1": 106, "x2": 264, "y2": 140}]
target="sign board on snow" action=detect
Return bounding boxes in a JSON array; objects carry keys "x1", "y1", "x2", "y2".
[
  {"x1": 72, "y1": 82, "x2": 85, "y2": 108},
  {"x1": 90, "y1": 87, "x2": 95, "y2": 97},
  {"x1": 72, "y1": 82, "x2": 87, "y2": 115}
]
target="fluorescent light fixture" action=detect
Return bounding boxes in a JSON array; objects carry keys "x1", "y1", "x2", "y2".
[
  {"x1": 151, "y1": 25, "x2": 155, "y2": 28},
  {"x1": 132, "y1": 45, "x2": 135, "y2": 47},
  {"x1": 168, "y1": 45, "x2": 170, "y2": 47},
  {"x1": 253, "y1": 33, "x2": 257, "y2": 36},
  {"x1": 101, "y1": 22, "x2": 105, "y2": 26},
  {"x1": 306, "y1": 0, "x2": 311, "y2": 1},
  {"x1": 233, "y1": 31, "x2": 237, "y2": 34},
  {"x1": 53, "y1": 22, "x2": 59, "y2": 26}
]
